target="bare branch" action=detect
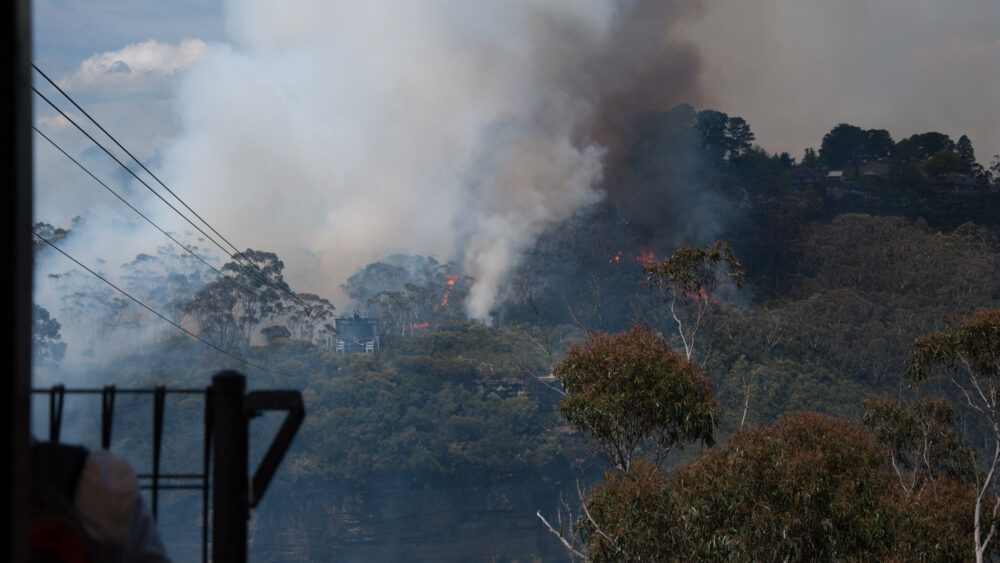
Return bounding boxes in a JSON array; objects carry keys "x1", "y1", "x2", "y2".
[{"x1": 536, "y1": 511, "x2": 587, "y2": 560}]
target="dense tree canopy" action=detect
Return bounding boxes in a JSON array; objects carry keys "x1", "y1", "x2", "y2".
[
  {"x1": 908, "y1": 309, "x2": 1000, "y2": 562},
  {"x1": 820, "y1": 123, "x2": 867, "y2": 169},
  {"x1": 32, "y1": 105, "x2": 1000, "y2": 561},
  {"x1": 642, "y1": 240, "x2": 745, "y2": 361},
  {"x1": 576, "y1": 413, "x2": 975, "y2": 561},
  {"x1": 553, "y1": 325, "x2": 718, "y2": 471},
  {"x1": 32, "y1": 304, "x2": 66, "y2": 366}
]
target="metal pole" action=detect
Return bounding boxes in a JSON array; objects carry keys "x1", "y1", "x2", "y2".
[
  {"x1": 202, "y1": 388, "x2": 212, "y2": 563},
  {"x1": 48, "y1": 385, "x2": 65, "y2": 443},
  {"x1": 101, "y1": 385, "x2": 115, "y2": 449},
  {"x1": 151, "y1": 386, "x2": 166, "y2": 520},
  {"x1": 211, "y1": 371, "x2": 247, "y2": 563},
  {"x1": 4, "y1": 0, "x2": 32, "y2": 558}
]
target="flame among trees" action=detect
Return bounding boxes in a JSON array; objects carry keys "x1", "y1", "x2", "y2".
[{"x1": 641, "y1": 240, "x2": 745, "y2": 363}]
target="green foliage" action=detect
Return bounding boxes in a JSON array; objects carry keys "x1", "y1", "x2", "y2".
[
  {"x1": 183, "y1": 248, "x2": 290, "y2": 349},
  {"x1": 907, "y1": 309, "x2": 1000, "y2": 387},
  {"x1": 801, "y1": 147, "x2": 821, "y2": 169},
  {"x1": 641, "y1": 240, "x2": 746, "y2": 361},
  {"x1": 923, "y1": 149, "x2": 964, "y2": 176},
  {"x1": 694, "y1": 109, "x2": 759, "y2": 166},
  {"x1": 670, "y1": 414, "x2": 899, "y2": 560},
  {"x1": 906, "y1": 309, "x2": 1000, "y2": 561},
  {"x1": 32, "y1": 304, "x2": 66, "y2": 366},
  {"x1": 820, "y1": 123, "x2": 867, "y2": 169},
  {"x1": 708, "y1": 215, "x2": 1000, "y2": 428},
  {"x1": 896, "y1": 132, "x2": 955, "y2": 162},
  {"x1": 261, "y1": 324, "x2": 291, "y2": 342},
  {"x1": 32, "y1": 221, "x2": 71, "y2": 252},
  {"x1": 554, "y1": 325, "x2": 718, "y2": 471},
  {"x1": 95, "y1": 321, "x2": 587, "y2": 485},
  {"x1": 957, "y1": 135, "x2": 978, "y2": 172},
  {"x1": 696, "y1": 109, "x2": 731, "y2": 166},
  {"x1": 728, "y1": 146, "x2": 792, "y2": 189},
  {"x1": 725, "y1": 116, "x2": 755, "y2": 160},
  {"x1": 574, "y1": 413, "x2": 976, "y2": 561},
  {"x1": 642, "y1": 240, "x2": 745, "y2": 298},
  {"x1": 576, "y1": 458, "x2": 675, "y2": 561},
  {"x1": 820, "y1": 124, "x2": 901, "y2": 169},
  {"x1": 865, "y1": 128, "x2": 895, "y2": 161},
  {"x1": 863, "y1": 397, "x2": 975, "y2": 494},
  {"x1": 894, "y1": 476, "x2": 979, "y2": 561},
  {"x1": 289, "y1": 323, "x2": 587, "y2": 481}
]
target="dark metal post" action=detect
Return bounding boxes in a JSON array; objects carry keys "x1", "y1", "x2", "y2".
[
  {"x1": 151, "y1": 386, "x2": 166, "y2": 520},
  {"x1": 202, "y1": 390, "x2": 213, "y2": 563},
  {"x1": 211, "y1": 371, "x2": 248, "y2": 563},
  {"x1": 48, "y1": 385, "x2": 65, "y2": 443},
  {"x1": 4, "y1": 0, "x2": 32, "y2": 558},
  {"x1": 101, "y1": 385, "x2": 115, "y2": 449}
]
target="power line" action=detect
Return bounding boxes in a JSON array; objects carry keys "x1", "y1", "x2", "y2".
[
  {"x1": 33, "y1": 63, "x2": 247, "y2": 258},
  {"x1": 30, "y1": 71, "x2": 312, "y2": 313},
  {"x1": 33, "y1": 64, "x2": 311, "y2": 312},
  {"x1": 33, "y1": 124, "x2": 260, "y2": 299},
  {"x1": 32, "y1": 230, "x2": 288, "y2": 378},
  {"x1": 32, "y1": 89, "x2": 239, "y2": 272},
  {"x1": 31, "y1": 86, "x2": 294, "y2": 304}
]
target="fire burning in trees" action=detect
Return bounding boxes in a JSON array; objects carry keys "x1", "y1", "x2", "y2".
[
  {"x1": 440, "y1": 275, "x2": 458, "y2": 307},
  {"x1": 609, "y1": 249, "x2": 656, "y2": 265},
  {"x1": 682, "y1": 287, "x2": 719, "y2": 305}
]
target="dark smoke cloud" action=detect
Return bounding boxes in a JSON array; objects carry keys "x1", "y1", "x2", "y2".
[
  {"x1": 142, "y1": 0, "x2": 711, "y2": 320},
  {"x1": 589, "y1": 0, "x2": 706, "y2": 150}
]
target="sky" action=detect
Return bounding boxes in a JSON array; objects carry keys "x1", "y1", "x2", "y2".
[
  {"x1": 30, "y1": 0, "x2": 1000, "y2": 320},
  {"x1": 685, "y1": 0, "x2": 1000, "y2": 161}
]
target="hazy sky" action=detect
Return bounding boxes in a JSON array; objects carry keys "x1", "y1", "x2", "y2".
[
  {"x1": 34, "y1": 0, "x2": 1000, "y2": 161},
  {"x1": 30, "y1": 0, "x2": 1000, "y2": 315},
  {"x1": 686, "y1": 0, "x2": 1000, "y2": 162}
]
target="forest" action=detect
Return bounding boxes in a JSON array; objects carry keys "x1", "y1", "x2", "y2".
[{"x1": 32, "y1": 106, "x2": 1000, "y2": 561}]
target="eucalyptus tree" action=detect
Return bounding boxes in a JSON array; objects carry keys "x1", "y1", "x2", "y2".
[
  {"x1": 553, "y1": 324, "x2": 718, "y2": 473},
  {"x1": 907, "y1": 309, "x2": 1000, "y2": 563}
]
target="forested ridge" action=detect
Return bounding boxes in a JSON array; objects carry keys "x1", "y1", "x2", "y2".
[{"x1": 33, "y1": 108, "x2": 1000, "y2": 560}]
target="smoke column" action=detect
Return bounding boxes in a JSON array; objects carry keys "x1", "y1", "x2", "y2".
[{"x1": 159, "y1": 0, "x2": 705, "y2": 320}]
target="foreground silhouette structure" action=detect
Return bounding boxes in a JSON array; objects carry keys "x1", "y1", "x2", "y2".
[{"x1": 34, "y1": 372, "x2": 304, "y2": 562}]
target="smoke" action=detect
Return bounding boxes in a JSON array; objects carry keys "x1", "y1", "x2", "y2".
[{"x1": 154, "y1": 0, "x2": 706, "y2": 320}]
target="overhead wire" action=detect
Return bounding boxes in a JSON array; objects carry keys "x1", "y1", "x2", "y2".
[
  {"x1": 33, "y1": 124, "x2": 259, "y2": 299},
  {"x1": 31, "y1": 67, "x2": 312, "y2": 313},
  {"x1": 32, "y1": 85, "x2": 302, "y2": 309},
  {"x1": 32, "y1": 230, "x2": 291, "y2": 379},
  {"x1": 33, "y1": 64, "x2": 247, "y2": 259}
]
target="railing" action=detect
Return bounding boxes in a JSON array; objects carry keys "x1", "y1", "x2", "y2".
[{"x1": 32, "y1": 371, "x2": 304, "y2": 563}]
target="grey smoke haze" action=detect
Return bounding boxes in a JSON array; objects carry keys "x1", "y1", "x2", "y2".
[
  {"x1": 32, "y1": 0, "x2": 1000, "y2": 320},
  {"x1": 154, "y1": 0, "x2": 707, "y2": 320},
  {"x1": 684, "y1": 0, "x2": 1000, "y2": 163}
]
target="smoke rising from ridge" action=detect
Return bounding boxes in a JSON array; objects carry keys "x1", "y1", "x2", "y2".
[{"x1": 159, "y1": 0, "x2": 706, "y2": 320}]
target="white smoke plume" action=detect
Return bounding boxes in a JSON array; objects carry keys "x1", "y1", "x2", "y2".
[{"x1": 157, "y1": 0, "x2": 704, "y2": 320}]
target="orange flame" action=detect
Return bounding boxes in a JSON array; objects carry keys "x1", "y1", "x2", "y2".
[
  {"x1": 412, "y1": 322, "x2": 430, "y2": 330},
  {"x1": 681, "y1": 287, "x2": 719, "y2": 304},
  {"x1": 636, "y1": 249, "x2": 655, "y2": 264},
  {"x1": 440, "y1": 275, "x2": 458, "y2": 307}
]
